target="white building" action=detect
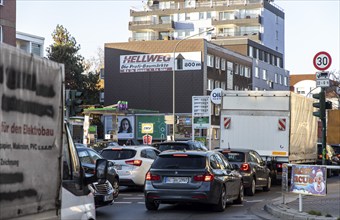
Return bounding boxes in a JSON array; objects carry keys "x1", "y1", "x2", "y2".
[{"x1": 16, "y1": 31, "x2": 45, "y2": 57}]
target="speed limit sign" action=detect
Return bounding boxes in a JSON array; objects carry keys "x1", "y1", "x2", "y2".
[{"x1": 313, "y1": 51, "x2": 332, "y2": 71}]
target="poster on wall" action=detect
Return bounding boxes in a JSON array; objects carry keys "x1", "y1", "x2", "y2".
[
  {"x1": 117, "y1": 116, "x2": 135, "y2": 139},
  {"x1": 290, "y1": 165, "x2": 327, "y2": 196},
  {"x1": 120, "y1": 52, "x2": 202, "y2": 73}
]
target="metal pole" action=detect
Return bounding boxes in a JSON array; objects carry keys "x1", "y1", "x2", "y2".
[
  {"x1": 172, "y1": 28, "x2": 214, "y2": 141},
  {"x1": 321, "y1": 87, "x2": 327, "y2": 165},
  {"x1": 299, "y1": 193, "x2": 303, "y2": 212}
]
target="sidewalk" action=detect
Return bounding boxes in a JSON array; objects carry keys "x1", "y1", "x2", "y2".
[{"x1": 265, "y1": 176, "x2": 340, "y2": 220}]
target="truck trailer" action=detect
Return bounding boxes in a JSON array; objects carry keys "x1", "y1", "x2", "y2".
[
  {"x1": 219, "y1": 90, "x2": 318, "y2": 182},
  {"x1": 0, "y1": 43, "x2": 108, "y2": 219}
]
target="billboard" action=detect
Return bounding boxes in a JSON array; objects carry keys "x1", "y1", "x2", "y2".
[
  {"x1": 136, "y1": 115, "x2": 166, "y2": 140},
  {"x1": 290, "y1": 165, "x2": 327, "y2": 196},
  {"x1": 120, "y1": 52, "x2": 202, "y2": 73},
  {"x1": 117, "y1": 116, "x2": 135, "y2": 139}
]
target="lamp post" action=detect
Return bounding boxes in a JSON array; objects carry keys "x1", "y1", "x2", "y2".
[{"x1": 172, "y1": 27, "x2": 214, "y2": 140}]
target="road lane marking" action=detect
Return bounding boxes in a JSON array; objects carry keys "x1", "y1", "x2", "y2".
[
  {"x1": 123, "y1": 197, "x2": 143, "y2": 199},
  {"x1": 245, "y1": 200, "x2": 263, "y2": 203},
  {"x1": 115, "y1": 202, "x2": 131, "y2": 204}
]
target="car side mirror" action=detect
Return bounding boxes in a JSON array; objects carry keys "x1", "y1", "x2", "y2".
[{"x1": 96, "y1": 159, "x2": 108, "y2": 184}]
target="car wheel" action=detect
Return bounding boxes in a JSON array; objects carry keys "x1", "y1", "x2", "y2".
[
  {"x1": 234, "y1": 182, "x2": 244, "y2": 204},
  {"x1": 145, "y1": 199, "x2": 159, "y2": 211},
  {"x1": 213, "y1": 186, "x2": 227, "y2": 212},
  {"x1": 245, "y1": 178, "x2": 256, "y2": 196},
  {"x1": 112, "y1": 178, "x2": 119, "y2": 198},
  {"x1": 263, "y1": 176, "x2": 271, "y2": 192}
]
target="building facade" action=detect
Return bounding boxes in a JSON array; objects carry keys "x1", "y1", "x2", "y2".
[
  {"x1": 0, "y1": 0, "x2": 16, "y2": 46},
  {"x1": 129, "y1": 0, "x2": 284, "y2": 55},
  {"x1": 16, "y1": 32, "x2": 45, "y2": 57}
]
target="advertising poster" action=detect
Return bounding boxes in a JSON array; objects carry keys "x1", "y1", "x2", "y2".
[
  {"x1": 120, "y1": 52, "x2": 202, "y2": 73},
  {"x1": 290, "y1": 165, "x2": 327, "y2": 196},
  {"x1": 117, "y1": 116, "x2": 135, "y2": 139},
  {"x1": 136, "y1": 115, "x2": 166, "y2": 140}
]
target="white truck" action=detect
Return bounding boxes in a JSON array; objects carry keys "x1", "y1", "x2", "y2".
[
  {"x1": 0, "y1": 44, "x2": 107, "y2": 219},
  {"x1": 219, "y1": 90, "x2": 318, "y2": 182}
]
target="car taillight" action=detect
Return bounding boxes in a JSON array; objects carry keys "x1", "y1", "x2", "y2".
[
  {"x1": 194, "y1": 173, "x2": 214, "y2": 182},
  {"x1": 125, "y1": 159, "x2": 142, "y2": 166},
  {"x1": 145, "y1": 172, "x2": 160, "y2": 181},
  {"x1": 318, "y1": 154, "x2": 323, "y2": 159},
  {"x1": 240, "y1": 163, "x2": 250, "y2": 171},
  {"x1": 276, "y1": 163, "x2": 282, "y2": 168}
]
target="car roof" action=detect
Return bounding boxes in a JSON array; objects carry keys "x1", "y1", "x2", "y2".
[
  {"x1": 101, "y1": 145, "x2": 155, "y2": 151},
  {"x1": 159, "y1": 150, "x2": 213, "y2": 157},
  {"x1": 216, "y1": 148, "x2": 253, "y2": 152}
]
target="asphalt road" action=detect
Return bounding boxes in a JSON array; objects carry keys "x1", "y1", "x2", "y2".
[{"x1": 96, "y1": 184, "x2": 282, "y2": 220}]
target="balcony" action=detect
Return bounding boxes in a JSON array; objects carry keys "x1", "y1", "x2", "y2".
[
  {"x1": 130, "y1": 0, "x2": 264, "y2": 15},
  {"x1": 212, "y1": 15, "x2": 261, "y2": 26},
  {"x1": 129, "y1": 20, "x2": 175, "y2": 31},
  {"x1": 211, "y1": 31, "x2": 261, "y2": 41}
]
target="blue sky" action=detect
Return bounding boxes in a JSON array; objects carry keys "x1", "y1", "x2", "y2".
[{"x1": 16, "y1": 0, "x2": 339, "y2": 74}]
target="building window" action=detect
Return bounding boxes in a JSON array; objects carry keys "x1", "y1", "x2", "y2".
[
  {"x1": 227, "y1": 62, "x2": 233, "y2": 75},
  {"x1": 262, "y1": 69, "x2": 267, "y2": 80},
  {"x1": 254, "y1": 67, "x2": 259, "y2": 78},
  {"x1": 207, "y1": 12, "x2": 211, "y2": 19},
  {"x1": 274, "y1": 73, "x2": 278, "y2": 83},
  {"x1": 279, "y1": 74, "x2": 282, "y2": 85},
  {"x1": 276, "y1": 31, "x2": 278, "y2": 40},
  {"x1": 234, "y1": 85, "x2": 239, "y2": 90},
  {"x1": 239, "y1": 65, "x2": 244, "y2": 76},
  {"x1": 207, "y1": 54, "x2": 214, "y2": 67},
  {"x1": 199, "y1": 12, "x2": 205, "y2": 20},
  {"x1": 221, "y1": 82, "x2": 226, "y2": 90},
  {"x1": 214, "y1": 81, "x2": 220, "y2": 89},
  {"x1": 0, "y1": 0, "x2": 3, "y2": 6},
  {"x1": 185, "y1": 13, "x2": 190, "y2": 20},
  {"x1": 249, "y1": 46, "x2": 253, "y2": 57},
  {"x1": 254, "y1": 87, "x2": 259, "y2": 91},
  {"x1": 221, "y1": 58, "x2": 226, "y2": 71},
  {"x1": 284, "y1": 76, "x2": 288, "y2": 86},
  {"x1": 207, "y1": 79, "x2": 214, "y2": 91},
  {"x1": 245, "y1": 67, "x2": 250, "y2": 78},
  {"x1": 31, "y1": 43, "x2": 42, "y2": 56},
  {"x1": 215, "y1": 57, "x2": 220, "y2": 69},
  {"x1": 234, "y1": 63, "x2": 239, "y2": 75}
]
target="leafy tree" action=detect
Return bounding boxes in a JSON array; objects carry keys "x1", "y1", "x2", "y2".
[{"x1": 46, "y1": 24, "x2": 85, "y2": 90}]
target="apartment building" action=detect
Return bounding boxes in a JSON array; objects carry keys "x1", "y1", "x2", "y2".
[
  {"x1": 128, "y1": 0, "x2": 288, "y2": 91},
  {"x1": 0, "y1": 0, "x2": 16, "y2": 46},
  {"x1": 129, "y1": 0, "x2": 284, "y2": 55}
]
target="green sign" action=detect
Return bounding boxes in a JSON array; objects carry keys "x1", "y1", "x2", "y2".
[
  {"x1": 137, "y1": 115, "x2": 167, "y2": 140},
  {"x1": 89, "y1": 125, "x2": 97, "y2": 134}
]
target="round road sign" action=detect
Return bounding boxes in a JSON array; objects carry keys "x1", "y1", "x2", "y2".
[{"x1": 313, "y1": 51, "x2": 332, "y2": 71}]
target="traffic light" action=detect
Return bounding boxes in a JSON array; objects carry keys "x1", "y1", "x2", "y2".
[
  {"x1": 312, "y1": 91, "x2": 325, "y2": 119},
  {"x1": 70, "y1": 90, "x2": 83, "y2": 116}
]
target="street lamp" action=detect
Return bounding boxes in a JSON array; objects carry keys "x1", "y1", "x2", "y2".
[{"x1": 172, "y1": 27, "x2": 215, "y2": 140}]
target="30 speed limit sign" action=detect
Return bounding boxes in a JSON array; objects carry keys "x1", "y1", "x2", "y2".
[{"x1": 313, "y1": 51, "x2": 332, "y2": 71}]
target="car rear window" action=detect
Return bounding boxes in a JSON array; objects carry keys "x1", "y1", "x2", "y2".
[
  {"x1": 221, "y1": 152, "x2": 245, "y2": 162},
  {"x1": 151, "y1": 155, "x2": 206, "y2": 169},
  {"x1": 101, "y1": 149, "x2": 136, "y2": 160},
  {"x1": 158, "y1": 143, "x2": 190, "y2": 152}
]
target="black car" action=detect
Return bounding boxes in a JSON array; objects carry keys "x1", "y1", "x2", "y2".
[
  {"x1": 215, "y1": 148, "x2": 271, "y2": 196},
  {"x1": 76, "y1": 146, "x2": 120, "y2": 207},
  {"x1": 152, "y1": 140, "x2": 208, "y2": 152},
  {"x1": 144, "y1": 150, "x2": 243, "y2": 212}
]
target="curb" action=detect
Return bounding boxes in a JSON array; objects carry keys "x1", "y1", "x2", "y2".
[{"x1": 264, "y1": 202, "x2": 338, "y2": 220}]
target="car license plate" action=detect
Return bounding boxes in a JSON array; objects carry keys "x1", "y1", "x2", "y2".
[
  {"x1": 165, "y1": 177, "x2": 189, "y2": 184},
  {"x1": 104, "y1": 193, "x2": 113, "y2": 202}
]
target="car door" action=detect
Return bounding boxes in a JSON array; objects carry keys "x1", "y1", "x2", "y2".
[
  {"x1": 250, "y1": 151, "x2": 266, "y2": 185},
  {"x1": 215, "y1": 153, "x2": 238, "y2": 198}
]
